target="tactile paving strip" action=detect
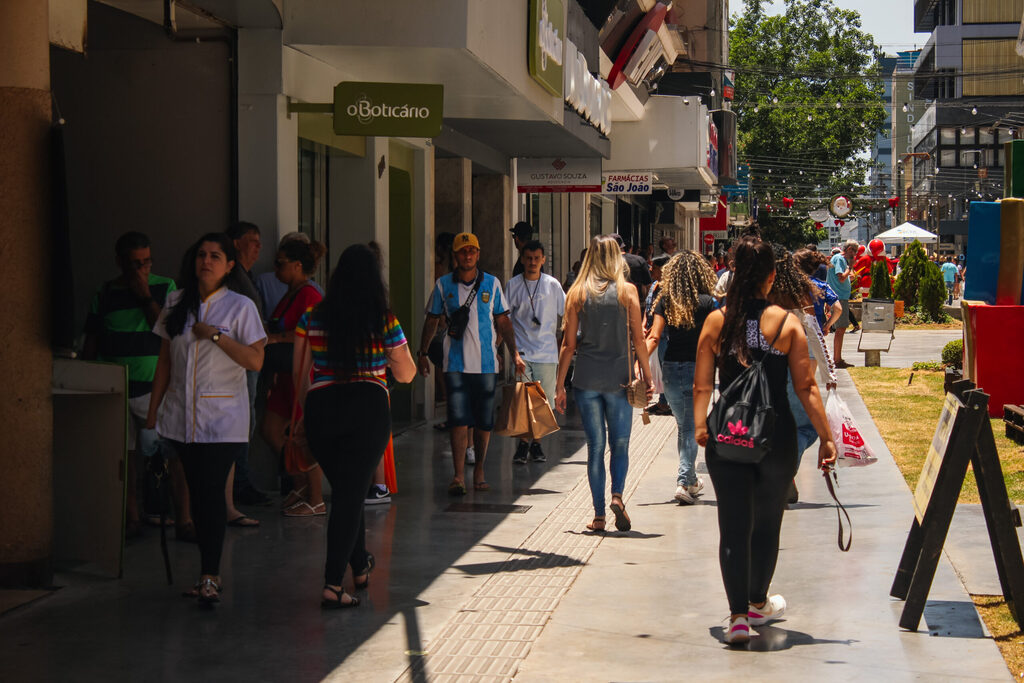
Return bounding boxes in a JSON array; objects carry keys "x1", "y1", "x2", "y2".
[{"x1": 396, "y1": 414, "x2": 675, "y2": 683}]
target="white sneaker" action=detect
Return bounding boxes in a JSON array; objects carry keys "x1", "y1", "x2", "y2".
[
  {"x1": 674, "y1": 485, "x2": 696, "y2": 505},
  {"x1": 465, "y1": 447, "x2": 476, "y2": 465},
  {"x1": 724, "y1": 615, "x2": 750, "y2": 645},
  {"x1": 748, "y1": 594, "x2": 787, "y2": 625},
  {"x1": 687, "y1": 478, "x2": 705, "y2": 498}
]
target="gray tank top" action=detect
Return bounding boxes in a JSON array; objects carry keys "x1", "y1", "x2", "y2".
[{"x1": 572, "y1": 283, "x2": 630, "y2": 393}]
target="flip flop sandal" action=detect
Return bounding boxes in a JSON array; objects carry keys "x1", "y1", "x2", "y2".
[
  {"x1": 321, "y1": 585, "x2": 360, "y2": 609},
  {"x1": 183, "y1": 579, "x2": 223, "y2": 598},
  {"x1": 609, "y1": 500, "x2": 631, "y2": 532},
  {"x1": 227, "y1": 515, "x2": 261, "y2": 527},
  {"x1": 586, "y1": 517, "x2": 606, "y2": 532},
  {"x1": 447, "y1": 480, "x2": 467, "y2": 496},
  {"x1": 284, "y1": 502, "x2": 326, "y2": 517},
  {"x1": 473, "y1": 481, "x2": 490, "y2": 491}
]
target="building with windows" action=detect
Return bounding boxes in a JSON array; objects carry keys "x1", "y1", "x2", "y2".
[
  {"x1": 867, "y1": 55, "x2": 899, "y2": 241},
  {"x1": 907, "y1": 0, "x2": 1022, "y2": 251}
]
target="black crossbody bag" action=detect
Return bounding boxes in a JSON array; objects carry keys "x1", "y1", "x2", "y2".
[{"x1": 446, "y1": 271, "x2": 484, "y2": 340}]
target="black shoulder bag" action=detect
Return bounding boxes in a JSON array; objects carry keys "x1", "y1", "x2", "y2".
[
  {"x1": 707, "y1": 311, "x2": 789, "y2": 464},
  {"x1": 446, "y1": 271, "x2": 484, "y2": 340}
]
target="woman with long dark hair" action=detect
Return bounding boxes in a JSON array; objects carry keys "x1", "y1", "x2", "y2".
[
  {"x1": 554, "y1": 235, "x2": 653, "y2": 533},
  {"x1": 261, "y1": 238, "x2": 326, "y2": 516},
  {"x1": 644, "y1": 250, "x2": 718, "y2": 504},
  {"x1": 693, "y1": 236, "x2": 836, "y2": 645},
  {"x1": 294, "y1": 244, "x2": 416, "y2": 608},
  {"x1": 147, "y1": 233, "x2": 267, "y2": 606}
]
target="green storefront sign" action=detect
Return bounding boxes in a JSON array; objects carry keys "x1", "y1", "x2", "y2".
[
  {"x1": 528, "y1": 0, "x2": 564, "y2": 97},
  {"x1": 333, "y1": 82, "x2": 444, "y2": 138}
]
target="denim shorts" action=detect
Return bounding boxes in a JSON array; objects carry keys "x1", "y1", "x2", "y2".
[{"x1": 445, "y1": 372, "x2": 498, "y2": 431}]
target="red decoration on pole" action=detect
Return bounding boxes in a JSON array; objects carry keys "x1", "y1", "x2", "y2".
[{"x1": 782, "y1": 197, "x2": 794, "y2": 209}]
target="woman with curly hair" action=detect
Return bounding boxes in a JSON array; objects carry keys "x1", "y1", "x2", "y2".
[
  {"x1": 767, "y1": 245, "x2": 837, "y2": 501},
  {"x1": 644, "y1": 250, "x2": 719, "y2": 504}
]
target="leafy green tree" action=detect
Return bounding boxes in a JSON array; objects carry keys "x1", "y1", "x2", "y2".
[
  {"x1": 756, "y1": 213, "x2": 817, "y2": 248},
  {"x1": 730, "y1": 0, "x2": 888, "y2": 204},
  {"x1": 869, "y1": 259, "x2": 892, "y2": 299},
  {"x1": 894, "y1": 240, "x2": 928, "y2": 304}
]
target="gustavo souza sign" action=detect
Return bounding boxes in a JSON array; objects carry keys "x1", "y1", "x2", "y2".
[
  {"x1": 333, "y1": 82, "x2": 444, "y2": 137},
  {"x1": 517, "y1": 158, "x2": 601, "y2": 193}
]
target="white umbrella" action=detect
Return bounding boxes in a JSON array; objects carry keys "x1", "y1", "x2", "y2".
[{"x1": 873, "y1": 222, "x2": 938, "y2": 244}]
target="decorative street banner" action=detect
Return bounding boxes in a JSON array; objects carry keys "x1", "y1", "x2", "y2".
[
  {"x1": 601, "y1": 172, "x2": 652, "y2": 194},
  {"x1": 723, "y1": 70, "x2": 735, "y2": 100},
  {"x1": 333, "y1": 82, "x2": 444, "y2": 138},
  {"x1": 517, "y1": 158, "x2": 602, "y2": 193}
]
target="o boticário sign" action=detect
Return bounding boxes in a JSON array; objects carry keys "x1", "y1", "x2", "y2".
[
  {"x1": 517, "y1": 157, "x2": 601, "y2": 193},
  {"x1": 332, "y1": 82, "x2": 444, "y2": 138},
  {"x1": 602, "y1": 172, "x2": 652, "y2": 194},
  {"x1": 528, "y1": 0, "x2": 564, "y2": 97}
]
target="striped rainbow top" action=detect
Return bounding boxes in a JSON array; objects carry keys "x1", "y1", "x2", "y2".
[{"x1": 295, "y1": 310, "x2": 407, "y2": 391}]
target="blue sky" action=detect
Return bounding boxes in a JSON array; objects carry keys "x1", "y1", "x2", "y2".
[{"x1": 759, "y1": 0, "x2": 931, "y2": 54}]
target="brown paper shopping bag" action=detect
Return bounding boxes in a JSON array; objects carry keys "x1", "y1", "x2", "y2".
[
  {"x1": 494, "y1": 381, "x2": 530, "y2": 437},
  {"x1": 524, "y1": 382, "x2": 559, "y2": 440}
]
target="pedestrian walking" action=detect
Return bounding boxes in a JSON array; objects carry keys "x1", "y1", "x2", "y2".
[
  {"x1": 826, "y1": 239, "x2": 857, "y2": 367},
  {"x1": 505, "y1": 240, "x2": 565, "y2": 464},
  {"x1": 294, "y1": 244, "x2": 416, "y2": 609},
  {"x1": 643, "y1": 250, "x2": 718, "y2": 504},
  {"x1": 417, "y1": 232, "x2": 525, "y2": 495},
  {"x1": 693, "y1": 235, "x2": 836, "y2": 645},
  {"x1": 262, "y1": 238, "x2": 326, "y2": 516},
  {"x1": 940, "y1": 255, "x2": 959, "y2": 305},
  {"x1": 146, "y1": 233, "x2": 267, "y2": 606},
  {"x1": 554, "y1": 235, "x2": 653, "y2": 533}
]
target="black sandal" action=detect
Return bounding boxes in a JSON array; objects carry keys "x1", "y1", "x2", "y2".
[
  {"x1": 321, "y1": 585, "x2": 360, "y2": 609},
  {"x1": 353, "y1": 553, "x2": 375, "y2": 590},
  {"x1": 610, "y1": 498, "x2": 631, "y2": 532}
]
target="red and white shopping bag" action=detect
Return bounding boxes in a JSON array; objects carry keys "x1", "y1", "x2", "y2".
[{"x1": 825, "y1": 388, "x2": 877, "y2": 467}]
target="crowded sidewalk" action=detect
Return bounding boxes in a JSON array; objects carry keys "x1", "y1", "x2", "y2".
[{"x1": 0, "y1": 345, "x2": 1012, "y2": 682}]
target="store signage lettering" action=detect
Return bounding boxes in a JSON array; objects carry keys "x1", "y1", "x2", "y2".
[
  {"x1": 528, "y1": 0, "x2": 565, "y2": 97},
  {"x1": 564, "y1": 39, "x2": 612, "y2": 136},
  {"x1": 517, "y1": 157, "x2": 602, "y2": 193},
  {"x1": 333, "y1": 82, "x2": 444, "y2": 137},
  {"x1": 602, "y1": 172, "x2": 652, "y2": 194}
]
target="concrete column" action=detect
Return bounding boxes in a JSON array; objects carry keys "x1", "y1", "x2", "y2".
[
  {"x1": 414, "y1": 145, "x2": 436, "y2": 418},
  {"x1": 238, "y1": 29, "x2": 298, "y2": 272},
  {"x1": 435, "y1": 157, "x2": 472, "y2": 235},
  {"x1": 0, "y1": 0, "x2": 54, "y2": 587},
  {"x1": 472, "y1": 174, "x2": 511, "y2": 281}
]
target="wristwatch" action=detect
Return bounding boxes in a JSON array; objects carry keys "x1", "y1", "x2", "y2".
[{"x1": 211, "y1": 332, "x2": 222, "y2": 344}]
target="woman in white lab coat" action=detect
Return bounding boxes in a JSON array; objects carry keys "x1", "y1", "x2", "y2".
[{"x1": 147, "y1": 233, "x2": 267, "y2": 606}]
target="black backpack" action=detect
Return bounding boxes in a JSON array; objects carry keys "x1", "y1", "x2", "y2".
[{"x1": 708, "y1": 311, "x2": 789, "y2": 464}]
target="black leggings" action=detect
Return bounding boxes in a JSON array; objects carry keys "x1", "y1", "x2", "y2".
[
  {"x1": 304, "y1": 382, "x2": 392, "y2": 586},
  {"x1": 172, "y1": 441, "x2": 241, "y2": 576},
  {"x1": 705, "y1": 415, "x2": 798, "y2": 615}
]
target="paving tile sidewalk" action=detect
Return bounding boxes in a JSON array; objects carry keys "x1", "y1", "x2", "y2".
[{"x1": 515, "y1": 371, "x2": 1011, "y2": 682}]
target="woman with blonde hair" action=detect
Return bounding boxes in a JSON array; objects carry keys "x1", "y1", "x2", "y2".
[
  {"x1": 644, "y1": 250, "x2": 719, "y2": 504},
  {"x1": 555, "y1": 235, "x2": 653, "y2": 532}
]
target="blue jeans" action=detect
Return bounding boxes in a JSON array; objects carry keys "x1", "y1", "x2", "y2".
[
  {"x1": 945, "y1": 281, "x2": 954, "y2": 305},
  {"x1": 786, "y1": 372, "x2": 818, "y2": 467},
  {"x1": 661, "y1": 360, "x2": 698, "y2": 487},
  {"x1": 574, "y1": 388, "x2": 633, "y2": 517}
]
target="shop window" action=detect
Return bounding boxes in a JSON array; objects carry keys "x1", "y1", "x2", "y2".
[
  {"x1": 983, "y1": 149, "x2": 996, "y2": 167},
  {"x1": 960, "y1": 127, "x2": 974, "y2": 144},
  {"x1": 298, "y1": 139, "x2": 329, "y2": 284},
  {"x1": 1000, "y1": 128, "x2": 1015, "y2": 144},
  {"x1": 979, "y1": 128, "x2": 995, "y2": 145},
  {"x1": 940, "y1": 127, "x2": 957, "y2": 145},
  {"x1": 940, "y1": 149, "x2": 956, "y2": 168},
  {"x1": 960, "y1": 150, "x2": 980, "y2": 167}
]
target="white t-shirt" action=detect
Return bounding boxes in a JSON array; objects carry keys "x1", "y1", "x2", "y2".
[
  {"x1": 506, "y1": 273, "x2": 565, "y2": 364},
  {"x1": 153, "y1": 287, "x2": 267, "y2": 443}
]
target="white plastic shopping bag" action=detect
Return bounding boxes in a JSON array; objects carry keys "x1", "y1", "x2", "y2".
[
  {"x1": 648, "y1": 349, "x2": 664, "y2": 395},
  {"x1": 825, "y1": 388, "x2": 877, "y2": 467}
]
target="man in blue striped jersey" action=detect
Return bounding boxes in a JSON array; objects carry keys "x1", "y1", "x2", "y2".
[{"x1": 418, "y1": 232, "x2": 526, "y2": 495}]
